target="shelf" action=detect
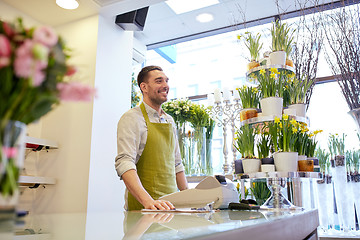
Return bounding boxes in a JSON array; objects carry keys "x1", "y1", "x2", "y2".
[
  {"x1": 234, "y1": 171, "x2": 321, "y2": 180},
  {"x1": 14, "y1": 233, "x2": 51, "y2": 240},
  {"x1": 19, "y1": 175, "x2": 56, "y2": 187},
  {"x1": 246, "y1": 64, "x2": 295, "y2": 77},
  {"x1": 239, "y1": 115, "x2": 309, "y2": 127},
  {"x1": 25, "y1": 136, "x2": 58, "y2": 150}
]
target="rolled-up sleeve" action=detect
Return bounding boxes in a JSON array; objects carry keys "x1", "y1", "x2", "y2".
[{"x1": 115, "y1": 112, "x2": 142, "y2": 179}]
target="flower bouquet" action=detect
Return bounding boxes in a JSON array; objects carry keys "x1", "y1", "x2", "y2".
[{"x1": 0, "y1": 18, "x2": 95, "y2": 210}]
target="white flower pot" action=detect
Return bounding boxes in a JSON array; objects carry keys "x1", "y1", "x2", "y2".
[
  {"x1": 260, "y1": 97, "x2": 283, "y2": 117},
  {"x1": 298, "y1": 155, "x2": 307, "y2": 161},
  {"x1": 273, "y1": 152, "x2": 298, "y2": 172},
  {"x1": 261, "y1": 164, "x2": 275, "y2": 172},
  {"x1": 269, "y1": 51, "x2": 286, "y2": 65},
  {"x1": 288, "y1": 103, "x2": 307, "y2": 118},
  {"x1": 283, "y1": 108, "x2": 296, "y2": 116},
  {"x1": 242, "y1": 158, "x2": 261, "y2": 173}
]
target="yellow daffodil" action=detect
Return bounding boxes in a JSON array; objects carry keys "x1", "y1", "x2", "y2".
[
  {"x1": 270, "y1": 68, "x2": 279, "y2": 74},
  {"x1": 259, "y1": 69, "x2": 266, "y2": 75},
  {"x1": 237, "y1": 35, "x2": 241, "y2": 40},
  {"x1": 274, "y1": 117, "x2": 280, "y2": 124},
  {"x1": 290, "y1": 119, "x2": 297, "y2": 126},
  {"x1": 279, "y1": 123, "x2": 283, "y2": 128},
  {"x1": 292, "y1": 127, "x2": 298, "y2": 133},
  {"x1": 270, "y1": 73, "x2": 276, "y2": 78},
  {"x1": 283, "y1": 114, "x2": 289, "y2": 120}
]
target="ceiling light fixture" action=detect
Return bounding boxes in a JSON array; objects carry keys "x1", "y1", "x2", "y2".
[
  {"x1": 196, "y1": 13, "x2": 214, "y2": 23},
  {"x1": 56, "y1": 0, "x2": 79, "y2": 10},
  {"x1": 165, "y1": 0, "x2": 219, "y2": 14}
]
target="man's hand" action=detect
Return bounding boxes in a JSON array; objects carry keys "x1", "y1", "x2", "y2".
[{"x1": 144, "y1": 199, "x2": 175, "y2": 210}]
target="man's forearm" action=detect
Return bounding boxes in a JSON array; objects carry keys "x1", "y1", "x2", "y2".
[
  {"x1": 122, "y1": 169, "x2": 154, "y2": 206},
  {"x1": 176, "y1": 171, "x2": 188, "y2": 191}
]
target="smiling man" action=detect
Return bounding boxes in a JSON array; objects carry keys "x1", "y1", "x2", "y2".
[{"x1": 115, "y1": 65, "x2": 188, "y2": 211}]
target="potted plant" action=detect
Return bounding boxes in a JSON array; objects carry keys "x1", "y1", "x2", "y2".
[
  {"x1": 234, "y1": 124, "x2": 260, "y2": 173},
  {"x1": 269, "y1": 20, "x2": 293, "y2": 65},
  {"x1": 257, "y1": 132, "x2": 275, "y2": 172},
  {"x1": 267, "y1": 114, "x2": 299, "y2": 172},
  {"x1": 237, "y1": 85, "x2": 260, "y2": 121},
  {"x1": 238, "y1": 32, "x2": 263, "y2": 70},
  {"x1": 254, "y1": 68, "x2": 284, "y2": 117},
  {"x1": 305, "y1": 130, "x2": 323, "y2": 172},
  {"x1": 286, "y1": 76, "x2": 313, "y2": 117}
]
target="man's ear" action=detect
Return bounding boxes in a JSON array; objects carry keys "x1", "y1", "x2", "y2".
[{"x1": 140, "y1": 82, "x2": 147, "y2": 93}]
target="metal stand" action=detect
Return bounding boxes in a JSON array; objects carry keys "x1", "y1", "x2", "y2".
[
  {"x1": 211, "y1": 100, "x2": 241, "y2": 174},
  {"x1": 260, "y1": 177, "x2": 303, "y2": 211}
]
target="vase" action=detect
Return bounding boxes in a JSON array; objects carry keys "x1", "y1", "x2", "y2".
[
  {"x1": 205, "y1": 138, "x2": 213, "y2": 176},
  {"x1": 177, "y1": 124, "x2": 189, "y2": 174},
  {"x1": 287, "y1": 103, "x2": 307, "y2": 118},
  {"x1": 260, "y1": 97, "x2": 283, "y2": 117},
  {"x1": 242, "y1": 158, "x2": 260, "y2": 173},
  {"x1": 193, "y1": 126, "x2": 206, "y2": 176},
  {"x1": 240, "y1": 108, "x2": 258, "y2": 121},
  {"x1": 273, "y1": 151, "x2": 298, "y2": 172},
  {"x1": 269, "y1": 51, "x2": 286, "y2": 65},
  {"x1": 348, "y1": 107, "x2": 360, "y2": 134},
  {"x1": 0, "y1": 121, "x2": 26, "y2": 220}
]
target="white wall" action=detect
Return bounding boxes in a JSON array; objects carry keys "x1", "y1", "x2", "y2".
[{"x1": 86, "y1": 15, "x2": 132, "y2": 213}]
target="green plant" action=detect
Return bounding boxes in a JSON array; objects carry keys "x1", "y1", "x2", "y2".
[
  {"x1": 238, "y1": 32, "x2": 263, "y2": 61},
  {"x1": 285, "y1": 76, "x2": 314, "y2": 105},
  {"x1": 315, "y1": 148, "x2": 330, "y2": 174},
  {"x1": 328, "y1": 133, "x2": 346, "y2": 157},
  {"x1": 252, "y1": 67, "x2": 285, "y2": 98},
  {"x1": 250, "y1": 181, "x2": 271, "y2": 205},
  {"x1": 267, "y1": 114, "x2": 298, "y2": 152},
  {"x1": 270, "y1": 20, "x2": 294, "y2": 52},
  {"x1": 234, "y1": 124, "x2": 258, "y2": 158},
  {"x1": 237, "y1": 85, "x2": 260, "y2": 109},
  {"x1": 257, "y1": 133, "x2": 270, "y2": 159},
  {"x1": 305, "y1": 130, "x2": 322, "y2": 157}
]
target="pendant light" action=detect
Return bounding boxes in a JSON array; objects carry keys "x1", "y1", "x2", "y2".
[{"x1": 56, "y1": 0, "x2": 79, "y2": 10}]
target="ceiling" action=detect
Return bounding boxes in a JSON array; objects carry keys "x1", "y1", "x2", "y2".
[{"x1": 1, "y1": 0, "x2": 347, "y2": 49}]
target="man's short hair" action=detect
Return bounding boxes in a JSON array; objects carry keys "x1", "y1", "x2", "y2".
[{"x1": 137, "y1": 65, "x2": 163, "y2": 88}]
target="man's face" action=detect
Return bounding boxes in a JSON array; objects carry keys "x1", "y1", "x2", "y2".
[{"x1": 141, "y1": 70, "x2": 169, "y2": 106}]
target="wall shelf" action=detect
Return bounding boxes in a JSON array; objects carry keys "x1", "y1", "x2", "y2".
[
  {"x1": 25, "y1": 136, "x2": 58, "y2": 150},
  {"x1": 19, "y1": 175, "x2": 56, "y2": 187},
  {"x1": 239, "y1": 115, "x2": 309, "y2": 127}
]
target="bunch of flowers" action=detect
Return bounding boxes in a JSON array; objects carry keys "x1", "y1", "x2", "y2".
[
  {"x1": 0, "y1": 18, "x2": 95, "y2": 198},
  {"x1": 162, "y1": 98, "x2": 193, "y2": 129},
  {"x1": 252, "y1": 67, "x2": 285, "y2": 99},
  {"x1": 267, "y1": 114, "x2": 298, "y2": 152},
  {"x1": 284, "y1": 75, "x2": 313, "y2": 105},
  {"x1": 237, "y1": 85, "x2": 260, "y2": 109},
  {"x1": 0, "y1": 18, "x2": 95, "y2": 127},
  {"x1": 305, "y1": 130, "x2": 323, "y2": 157}
]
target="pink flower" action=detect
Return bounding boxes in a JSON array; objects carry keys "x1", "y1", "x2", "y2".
[
  {"x1": 57, "y1": 82, "x2": 96, "y2": 102},
  {"x1": 2, "y1": 22, "x2": 15, "y2": 37},
  {"x1": 33, "y1": 26, "x2": 58, "y2": 47},
  {"x1": 2, "y1": 147, "x2": 18, "y2": 159},
  {"x1": 14, "y1": 39, "x2": 47, "y2": 86},
  {"x1": 0, "y1": 35, "x2": 11, "y2": 68}
]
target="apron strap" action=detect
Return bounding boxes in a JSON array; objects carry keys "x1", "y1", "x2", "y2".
[{"x1": 140, "y1": 103, "x2": 150, "y2": 123}]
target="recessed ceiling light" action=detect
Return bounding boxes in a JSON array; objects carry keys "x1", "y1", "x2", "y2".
[
  {"x1": 56, "y1": 0, "x2": 79, "y2": 10},
  {"x1": 196, "y1": 13, "x2": 214, "y2": 23},
  {"x1": 165, "y1": 0, "x2": 219, "y2": 14}
]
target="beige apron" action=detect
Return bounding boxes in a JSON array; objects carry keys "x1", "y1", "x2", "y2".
[{"x1": 127, "y1": 103, "x2": 177, "y2": 210}]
